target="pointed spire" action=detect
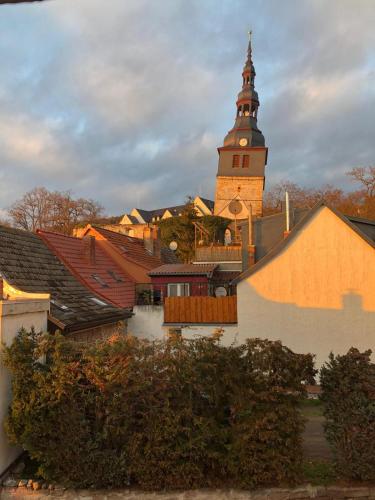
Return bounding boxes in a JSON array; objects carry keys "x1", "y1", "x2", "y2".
[
  {"x1": 221, "y1": 32, "x2": 265, "y2": 148},
  {"x1": 247, "y1": 30, "x2": 252, "y2": 64}
]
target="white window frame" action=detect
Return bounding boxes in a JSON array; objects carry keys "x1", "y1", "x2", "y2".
[{"x1": 167, "y1": 283, "x2": 190, "y2": 297}]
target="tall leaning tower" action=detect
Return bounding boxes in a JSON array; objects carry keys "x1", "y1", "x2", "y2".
[{"x1": 214, "y1": 33, "x2": 268, "y2": 220}]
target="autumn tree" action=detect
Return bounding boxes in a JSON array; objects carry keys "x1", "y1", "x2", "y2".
[
  {"x1": 264, "y1": 166, "x2": 375, "y2": 219},
  {"x1": 9, "y1": 187, "x2": 103, "y2": 235},
  {"x1": 347, "y1": 166, "x2": 375, "y2": 218}
]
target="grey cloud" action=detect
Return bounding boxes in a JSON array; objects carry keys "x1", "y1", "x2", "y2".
[{"x1": 0, "y1": 0, "x2": 374, "y2": 215}]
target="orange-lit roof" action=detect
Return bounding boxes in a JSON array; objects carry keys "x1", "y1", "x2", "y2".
[
  {"x1": 38, "y1": 230, "x2": 135, "y2": 309},
  {"x1": 89, "y1": 225, "x2": 164, "y2": 269}
]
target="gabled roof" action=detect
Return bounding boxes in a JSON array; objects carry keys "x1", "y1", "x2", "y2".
[
  {"x1": 198, "y1": 197, "x2": 215, "y2": 211},
  {"x1": 233, "y1": 202, "x2": 375, "y2": 284},
  {"x1": 38, "y1": 230, "x2": 135, "y2": 309},
  {"x1": 89, "y1": 225, "x2": 164, "y2": 269},
  {"x1": 149, "y1": 263, "x2": 218, "y2": 278},
  {"x1": 0, "y1": 225, "x2": 129, "y2": 332},
  {"x1": 347, "y1": 215, "x2": 375, "y2": 242}
]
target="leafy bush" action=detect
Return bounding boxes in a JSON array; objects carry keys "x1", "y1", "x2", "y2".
[
  {"x1": 320, "y1": 348, "x2": 375, "y2": 480},
  {"x1": 4, "y1": 330, "x2": 315, "y2": 489}
]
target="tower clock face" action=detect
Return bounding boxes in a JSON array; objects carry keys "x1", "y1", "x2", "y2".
[{"x1": 239, "y1": 138, "x2": 248, "y2": 146}]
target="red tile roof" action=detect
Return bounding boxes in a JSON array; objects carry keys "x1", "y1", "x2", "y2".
[
  {"x1": 37, "y1": 230, "x2": 135, "y2": 309},
  {"x1": 90, "y1": 225, "x2": 164, "y2": 269}
]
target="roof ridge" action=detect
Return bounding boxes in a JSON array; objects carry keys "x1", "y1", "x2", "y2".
[
  {"x1": 233, "y1": 200, "x2": 375, "y2": 284},
  {"x1": 346, "y1": 214, "x2": 375, "y2": 225},
  {"x1": 93, "y1": 225, "x2": 144, "y2": 243},
  {"x1": 37, "y1": 228, "x2": 84, "y2": 241}
]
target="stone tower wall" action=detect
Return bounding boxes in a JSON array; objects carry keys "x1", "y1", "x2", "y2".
[{"x1": 214, "y1": 176, "x2": 264, "y2": 219}]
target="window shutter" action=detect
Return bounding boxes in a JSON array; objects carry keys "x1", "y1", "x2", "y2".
[
  {"x1": 242, "y1": 155, "x2": 249, "y2": 168},
  {"x1": 232, "y1": 155, "x2": 240, "y2": 168}
]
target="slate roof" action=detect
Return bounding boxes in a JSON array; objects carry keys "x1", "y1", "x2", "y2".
[
  {"x1": 347, "y1": 215, "x2": 375, "y2": 242},
  {"x1": 199, "y1": 198, "x2": 215, "y2": 211},
  {"x1": 38, "y1": 230, "x2": 135, "y2": 308},
  {"x1": 135, "y1": 205, "x2": 186, "y2": 223},
  {"x1": 149, "y1": 263, "x2": 218, "y2": 278},
  {"x1": 0, "y1": 225, "x2": 129, "y2": 333}
]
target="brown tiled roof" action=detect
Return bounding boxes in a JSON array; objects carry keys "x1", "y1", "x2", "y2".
[
  {"x1": 149, "y1": 263, "x2": 217, "y2": 277},
  {"x1": 0, "y1": 225, "x2": 129, "y2": 333},
  {"x1": 91, "y1": 225, "x2": 166, "y2": 269},
  {"x1": 38, "y1": 230, "x2": 135, "y2": 308}
]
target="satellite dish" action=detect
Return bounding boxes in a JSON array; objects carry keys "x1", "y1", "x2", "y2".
[
  {"x1": 215, "y1": 286, "x2": 227, "y2": 297},
  {"x1": 229, "y1": 200, "x2": 242, "y2": 215},
  {"x1": 169, "y1": 241, "x2": 178, "y2": 251}
]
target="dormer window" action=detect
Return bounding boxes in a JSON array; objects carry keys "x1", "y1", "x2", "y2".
[
  {"x1": 91, "y1": 274, "x2": 109, "y2": 288},
  {"x1": 108, "y1": 270, "x2": 124, "y2": 283}
]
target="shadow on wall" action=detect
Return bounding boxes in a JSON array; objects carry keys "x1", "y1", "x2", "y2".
[{"x1": 236, "y1": 285, "x2": 375, "y2": 369}]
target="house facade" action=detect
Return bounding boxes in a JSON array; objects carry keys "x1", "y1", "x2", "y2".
[
  {"x1": 0, "y1": 278, "x2": 49, "y2": 475},
  {"x1": 233, "y1": 204, "x2": 375, "y2": 368}
]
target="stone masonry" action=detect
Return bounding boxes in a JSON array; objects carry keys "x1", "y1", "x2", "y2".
[{"x1": 2, "y1": 485, "x2": 375, "y2": 499}]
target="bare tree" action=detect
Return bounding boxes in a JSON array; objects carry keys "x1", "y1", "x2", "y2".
[
  {"x1": 264, "y1": 174, "x2": 375, "y2": 220},
  {"x1": 347, "y1": 167, "x2": 375, "y2": 198},
  {"x1": 9, "y1": 187, "x2": 103, "y2": 234}
]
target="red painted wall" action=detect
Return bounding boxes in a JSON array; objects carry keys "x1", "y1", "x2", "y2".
[{"x1": 151, "y1": 275, "x2": 209, "y2": 296}]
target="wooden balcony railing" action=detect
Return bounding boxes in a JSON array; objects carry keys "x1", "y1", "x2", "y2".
[
  {"x1": 195, "y1": 245, "x2": 242, "y2": 262},
  {"x1": 164, "y1": 296, "x2": 237, "y2": 324}
]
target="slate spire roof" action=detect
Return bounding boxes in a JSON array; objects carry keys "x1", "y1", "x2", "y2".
[{"x1": 223, "y1": 33, "x2": 265, "y2": 148}]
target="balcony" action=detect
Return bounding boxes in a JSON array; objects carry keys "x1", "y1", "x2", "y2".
[
  {"x1": 164, "y1": 296, "x2": 237, "y2": 324},
  {"x1": 195, "y1": 245, "x2": 242, "y2": 263}
]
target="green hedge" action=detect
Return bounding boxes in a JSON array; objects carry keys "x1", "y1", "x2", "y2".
[
  {"x1": 4, "y1": 330, "x2": 315, "y2": 489},
  {"x1": 320, "y1": 348, "x2": 375, "y2": 480}
]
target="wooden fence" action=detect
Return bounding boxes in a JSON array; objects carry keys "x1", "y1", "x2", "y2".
[
  {"x1": 164, "y1": 296, "x2": 237, "y2": 324},
  {"x1": 195, "y1": 245, "x2": 242, "y2": 262}
]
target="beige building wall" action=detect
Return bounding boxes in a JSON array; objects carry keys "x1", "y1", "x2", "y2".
[
  {"x1": 214, "y1": 176, "x2": 264, "y2": 219},
  {"x1": 235, "y1": 206, "x2": 375, "y2": 369},
  {"x1": 0, "y1": 284, "x2": 49, "y2": 474},
  {"x1": 129, "y1": 305, "x2": 238, "y2": 341}
]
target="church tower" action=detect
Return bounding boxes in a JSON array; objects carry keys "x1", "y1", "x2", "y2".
[{"x1": 214, "y1": 33, "x2": 267, "y2": 219}]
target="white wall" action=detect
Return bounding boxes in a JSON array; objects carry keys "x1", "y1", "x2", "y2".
[
  {"x1": 236, "y1": 207, "x2": 375, "y2": 369},
  {"x1": 0, "y1": 297, "x2": 49, "y2": 475},
  {"x1": 129, "y1": 305, "x2": 239, "y2": 342}
]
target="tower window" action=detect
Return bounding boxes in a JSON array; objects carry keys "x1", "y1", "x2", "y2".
[
  {"x1": 232, "y1": 155, "x2": 240, "y2": 168},
  {"x1": 242, "y1": 155, "x2": 249, "y2": 168}
]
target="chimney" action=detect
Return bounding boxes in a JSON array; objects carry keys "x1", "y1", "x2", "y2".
[
  {"x1": 283, "y1": 192, "x2": 293, "y2": 238},
  {"x1": 247, "y1": 206, "x2": 256, "y2": 267},
  {"x1": 152, "y1": 225, "x2": 162, "y2": 260},
  {"x1": 241, "y1": 211, "x2": 256, "y2": 271},
  {"x1": 143, "y1": 225, "x2": 161, "y2": 259},
  {"x1": 82, "y1": 235, "x2": 96, "y2": 264}
]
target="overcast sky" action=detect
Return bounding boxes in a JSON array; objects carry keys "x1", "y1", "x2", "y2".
[{"x1": 0, "y1": 0, "x2": 374, "y2": 216}]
